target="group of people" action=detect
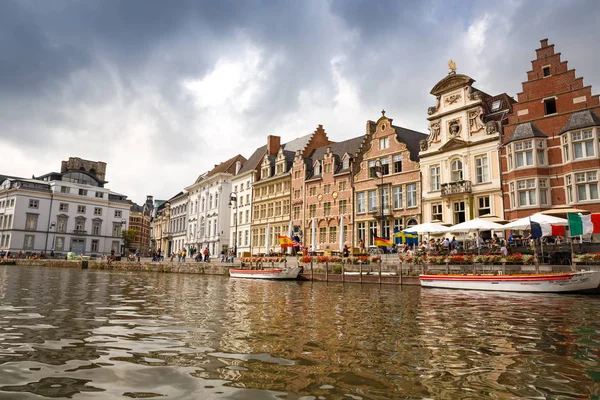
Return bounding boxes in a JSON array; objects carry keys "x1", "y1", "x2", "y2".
[
  {"x1": 395, "y1": 233, "x2": 510, "y2": 257},
  {"x1": 1, "y1": 250, "x2": 55, "y2": 260},
  {"x1": 220, "y1": 250, "x2": 235, "y2": 263}
]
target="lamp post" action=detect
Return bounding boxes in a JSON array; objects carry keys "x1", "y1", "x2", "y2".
[
  {"x1": 375, "y1": 159, "x2": 385, "y2": 239},
  {"x1": 120, "y1": 218, "x2": 126, "y2": 256},
  {"x1": 49, "y1": 221, "x2": 56, "y2": 257},
  {"x1": 228, "y1": 193, "x2": 238, "y2": 258}
]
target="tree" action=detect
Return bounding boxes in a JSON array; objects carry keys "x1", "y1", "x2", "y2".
[{"x1": 122, "y1": 228, "x2": 138, "y2": 251}]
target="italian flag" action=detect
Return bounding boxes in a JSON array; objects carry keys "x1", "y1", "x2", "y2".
[{"x1": 567, "y1": 213, "x2": 600, "y2": 236}]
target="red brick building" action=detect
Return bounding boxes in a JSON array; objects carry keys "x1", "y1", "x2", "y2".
[
  {"x1": 501, "y1": 39, "x2": 600, "y2": 220},
  {"x1": 353, "y1": 111, "x2": 427, "y2": 247},
  {"x1": 291, "y1": 136, "x2": 363, "y2": 251},
  {"x1": 128, "y1": 196, "x2": 153, "y2": 256}
]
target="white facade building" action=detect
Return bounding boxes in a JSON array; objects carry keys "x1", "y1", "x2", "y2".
[
  {"x1": 185, "y1": 155, "x2": 245, "y2": 257},
  {"x1": 0, "y1": 168, "x2": 130, "y2": 256},
  {"x1": 167, "y1": 191, "x2": 188, "y2": 255},
  {"x1": 229, "y1": 146, "x2": 266, "y2": 257}
]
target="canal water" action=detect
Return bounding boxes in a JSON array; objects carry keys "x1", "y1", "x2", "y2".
[{"x1": 0, "y1": 265, "x2": 598, "y2": 399}]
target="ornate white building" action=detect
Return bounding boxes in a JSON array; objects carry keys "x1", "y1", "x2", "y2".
[
  {"x1": 167, "y1": 191, "x2": 188, "y2": 255},
  {"x1": 0, "y1": 158, "x2": 130, "y2": 255},
  {"x1": 185, "y1": 155, "x2": 246, "y2": 257},
  {"x1": 419, "y1": 64, "x2": 514, "y2": 225}
]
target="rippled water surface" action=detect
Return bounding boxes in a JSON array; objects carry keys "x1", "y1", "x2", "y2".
[{"x1": 0, "y1": 265, "x2": 598, "y2": 399}]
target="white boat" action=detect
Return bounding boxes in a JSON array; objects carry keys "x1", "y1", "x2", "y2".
[
  {"x1": 419, "y1": 270, "x2": 600, "y2": 293},
  {"x1": 229, "y1": 266, "x2": 302, "y2": 280}
]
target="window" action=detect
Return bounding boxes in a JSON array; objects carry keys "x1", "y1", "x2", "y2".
[
  {"x1": 57, "y1": 216, "x2": 67, "y2": 233},
  {"x1": 276, "y1": 164, "x2": 283, "y2": 175},
  {"x1": 562, "y1": 135, "x2": 570, "y2": 162},
  {"x1": 91, "y1": 240, "x2": 99, "y2": 252},
  {"x1": 432, "y1": 203, "x2": 442, "y2": 221},
  {"x1": 544, "y1": 98, "x2": 556, "y2": 115},
  {"x1": 79, "y1": 189, "x2": 88, "y2": 196},
  {"x1": 114, "y1": 210, "x2": 122, "y2": 218},
  {"x1": 478, "y1": 197, "x2": 491, "y2": 216},
  {"x1": 381, "y1": 187, "x2": 389, "y2": 211},
  {"x1": 294, "y1": 189, "x2": 301, "y2": 199},
  {"x1": 329, "y1": 226, "x2": 337, "y2": 243},
  {"x1": 542, "y1": 66, "x2": 550, "y2": 77},
  {"x1": 24, "y1": 235, "x2": 34, "y2": 250},
  {"x1": 392, "y1": 187, "x2": 403, "y2": 209},
  {"x1": 314, "y1": 162, "x2": 321, "y2": 176},
  {"x1": 540, "y1": 179, "x2": 549, "y2": 205},
  {"x1": 324, "y1": 163, "x2": 332, "y2": 174},
  {"x1": 77, "y1": 205, "x2": 86, "y2": 214},
  {"x1": 29, "y1": 199, "x2": 39, "y2": 209},
  {"x1": 323, "y1": 202, "x2": 331, "y2": 216},
  {"x1": 262, "y1": 167, "x2": 269, "y2": 179},
  {"x1": 293, "y1": 206, "x2": 300, "y2": 220},
  {"x1": 294, "y1": 171, "x2": 301, "y2": 179},
  {"x1": 94, "y1": 207, "x2": 102, "y2": 216},
  {"x1": 368, "y1": 221, "x2": 377, "y2": 245},
  {"x1": 26, "y1": 214, "x2": 38, "y2": 231},
  {"x1": 92, "y1": 221, "x2": 101, "y2": 235},
  {"x1": 507, "y1": 144, "x2": 513, "y2": 170},
  {"x1": 283, "y1": 199, "x2": 290, "y2": 216},
  {"x1": 368, "y1": 160, "x2": 376, "y2": 178},
  {"x1": 407, "y1": 184, "x2": 417, "y2": 208},
  {"x1": 61, "y1": 186, "x2": 70, "y2": 193},
  {"x1": 451, "y1": 160, "x2": 463, "y2": 181},
  {"x1": 319, "y1": 227, "x2": 326, "y2": 243},
  {"x1": 379, "y1": 137, "x2": 389, "y2": 150},
  {"x1": 112, "y1": 222, "x2": 122, "y2": 237},
  {"x1": 393, "y1": 155, "x2": 402, "y2": 173},
  {"x1": 357, "y1": 222, "x2": 366, "y2": 243},
  {"x1": 356, "y1": 192, "x2": 366, "y2": 214},
  {"x1": 245, "y1": 230, "x2": 249, "y2": 246},
  {"x1": 572, "y1": 130, "x2": 595, "y2": 159},
  {"x1": 368, "y1": 191, "x2": 377, "y2": 211},
  {"x1": 475, "y1": 156, "x2": 489, "y2": 184},
  {"x1": 75, "y1": 217, "x2": 85, "y2": 231},
  {"x1": 260, "y1": 204, "x2": 266, "y2": 218},
  {"x1": 343, "y1": 158, "x2": 349, "y2": 169},
  {"x1": 253, "y1": 206, "x2": 260, "y2": 220},
  {"x1": 380, "y1": 158, "x2": 390, "y2": 175},
  {"x1": 309, "y1": 187, "x2": 317, "y2": 196},
  {"x1": 575, "y1": 172, "x2": 599, "y2": 201},
  {"x1": 274, "y1": 202, "x2": 281, "y2": 216},
  {"x1": 537, "y1": 148, "x2": 545, "y2": 165},
  {"x1": 339, "y1": 181, "x2": 347, "y2": 191},
  {"x1": 267, "y1": 203, "x2": 273, "y2": 217},
  {"x1": 324, "y1": 184, "x2": 331, "y2": 194},
  {"x1": 430, "y1": 165, "x2": 440, "y2": 191},
  {"x1": 245, "y1": 210, "x2": 249, "y2": 223},
  {"x1": 515, "y1": 141, "x2": 533, "y2": 168},
  {"x1": 453, "y1": 201, "x2": 466, "y2": 224},
  {"x1": 59, "y1": 203, "x2": 69, "y2": 212},
  {"x1": 309, "y1": 204, "x2": 316, "y2": 218},
  {"x1": 394, "y1": 218, "x2": 402, "y2": 233},
  {"x1": 491, "y1": 100, "x2": 502, "y2": 111},
  {"x1": 339, "y1": 200, "x2": 347, "y2": 214},
  {"x1": 517, "y1": 179, "x2": 537, "y2": 206}
]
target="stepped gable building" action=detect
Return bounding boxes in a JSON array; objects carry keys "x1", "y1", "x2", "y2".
[
  {"x1": 291, "y1": 135, "x2": 363, "y2": 251},
  {"x1": 420, "y1": 63, "x2": 515, "y2": 225},
  {"x1": 229, "y1": 145, "x2": 266, "y2": 257},
  {"x1": 0, "y1": 157, "x2": 130, "y2": 256},
  {"x1": 185, "y1": 154, "x2": 246, "y2": 257},
  {"x1": 251, "y1": 126, "x2": 332, "y2": 255},
  {"x1": 501, "y1": 39, "x2": 600, "y2": 219},
  {"x1": 353, "y1": 111, "x2": 427, "y2": 247},
  {"x1": 128, "y1": 196, "x2": 154, "y2": 256},
  {"x1": 152, "y1": 200, "x2": 170, "y2": 255}
]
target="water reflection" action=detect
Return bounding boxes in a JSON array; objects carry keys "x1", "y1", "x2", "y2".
[{"x1": 0, "y1": 265, "x2": 598, "y2": 399}]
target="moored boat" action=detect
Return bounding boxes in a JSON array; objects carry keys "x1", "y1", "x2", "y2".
[
  {"x1": 229, "y1": 266, "x2": 302, "y2": 280},
  {"x1": 419, "y1": 270, "x2": 600, "y2": 293}
]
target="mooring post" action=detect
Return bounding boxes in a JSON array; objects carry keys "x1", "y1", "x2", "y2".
[
  {"x1": 399, "y1": 262, "x2": 403, "y2": 285},
  {"x1": 359, "y1": 261, "x2": 362, "y2": 283},
  {"x1": 378, "y1": 259, "x2": 382, "y2": 284},
  {"x1": 310, "y1": 260, "x2": 313, "y2": 281},
  {"x1": 325, "y1": 261, "x2": 329, "y2": 282},
  {"x1": 342, "y1": 262, "x2": 345, "y2": 283}
]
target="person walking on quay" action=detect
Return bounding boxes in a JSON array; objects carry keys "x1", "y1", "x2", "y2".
[
  {"x1": 203, "y1": 247, "x2": 209, "y2": 263},
  {"x1": 182, "y1": 248, "x2": 187, "y2": 262},
  {"x1": 170, "y1": 252, "x2": 175, "y2": 262},
  {"x1": 177, "y1": 249, "x2": 182, "y2": 262},
  {"x1": 220, "y1": 250, "x2": 225, "y2": 263}
]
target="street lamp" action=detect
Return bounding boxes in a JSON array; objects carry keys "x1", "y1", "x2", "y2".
[
  {"x1": 228, "y1": 193, "x2": 238, "y2": 258},
  {"x1": 375, "y1": 159, "x2": 385, "y2": 239},
  {"x1": 121, "y1": 218, "x2": 126, "y2": 255},
  {"x1": 49, "y1": 221, "x2": 56, "y2": 257}
]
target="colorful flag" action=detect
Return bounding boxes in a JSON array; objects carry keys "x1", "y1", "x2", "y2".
[
  {"x1": 278, "y1": 235, "x2": 294, "y2": 248},
  {"x1": 374, "y1": 236, "x2": 393, "y2": 247},
  {"x1": 393, "y1": 228, "x2": 418, "y2": 244},
  {"x1": 591, "y1": 213, "x2": 600, "y2": 233},
  {"x1": 568, "y1": 213, "x2": 595, "y2": 236},
  {"x1": 292, "y1": 236, "x2": 304, "y2": 251},
  {"x1": 530, "y1": 221, "x2": 543, "y2": 239},
  {"x1": 551, "y1": 225, "x2": 565, "y2": 236}
]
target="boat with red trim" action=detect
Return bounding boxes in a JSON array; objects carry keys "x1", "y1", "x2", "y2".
[
  {"x1": 229, "y1": 266, "x2": 302, "y2": 280},
  {"x1": 419, "y1": 270, "x2": 600, "y2": 293}
]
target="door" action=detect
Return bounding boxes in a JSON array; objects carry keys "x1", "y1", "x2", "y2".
[{"x1": 71, "y1": 239, "x2": 85, "y2": 255}]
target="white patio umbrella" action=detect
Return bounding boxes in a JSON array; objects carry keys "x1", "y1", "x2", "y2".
[
  {"x1": 402, "y1": 222, "x2": 449, "y2": 234},
  {"x1": 288, "y1": 220, "x2": 294, "y2": 254},
  {"x1": 445, "y1": 218, "x2": 505, "y2": 254},
  {"x1": 339, "y1": 214, "x2": 345, "y2": 253},
  {"x1": 265, "y1": 224, "x2": 271, "y2": 254},
  {"x1": 503, "y1": 213, "x2": 568, "y2": 230}
]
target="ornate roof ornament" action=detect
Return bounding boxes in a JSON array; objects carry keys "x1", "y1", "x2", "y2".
[{"x1": 448, "y1": 59, "x2": 457, "y2": 74}]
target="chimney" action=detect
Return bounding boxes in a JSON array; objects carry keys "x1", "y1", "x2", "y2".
[
  {"x1": 540, "y1": 38, "x2": 548, "y2": 48},
  {"x1": 235, "y1": 160, "x2": 242, "y2": 174},
  {"x1": 267, "y1": 135, "x2": 281, "y2": 156}
]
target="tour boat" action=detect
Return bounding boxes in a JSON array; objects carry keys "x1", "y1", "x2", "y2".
[
  {"x1": 229, "y1": 266, "x2": 302, "y2": 280},
  {"x1": 419, "y1": 270, "x2": 600, "y2": 293}
]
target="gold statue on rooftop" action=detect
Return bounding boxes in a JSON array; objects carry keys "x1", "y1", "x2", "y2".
[{"x1": 448, "y1": 59, "x2": 456, "y2": 73}]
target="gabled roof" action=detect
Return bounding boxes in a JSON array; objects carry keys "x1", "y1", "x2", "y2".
[
  {"x1": 393, "y1": 125, "x2": 428, "y2": 161},
  {"x1": 282, "y1": 133, "x2": 314, "y2": 153},
  {"x1": 505, "y1": 122, "x2": 548, "y2": 144},
  {"x1": 559, "y1": 110, "x2": 600, "y2": 134},
  {"x1": 237, "y1": 145, "x2": 267, "y2": 175},
  {"x1": 310, "y1": 135, "x2": 364, "y2": 162},
  {"x1": 168, "y1": 191, "x2": 185, "y2": 202},
  {"x1": 206, "y1": 154, "x2": 246, "y2": 178}
]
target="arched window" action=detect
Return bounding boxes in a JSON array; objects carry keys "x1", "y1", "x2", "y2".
[{"x1": 451, "y1": 159, "x2": 463, "y2": 181}]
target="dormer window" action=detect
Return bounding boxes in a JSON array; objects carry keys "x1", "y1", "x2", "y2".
[
  {"x1": 314, "y1": 162, "x2": 321, "y2": 176},
  {"x1": 324, "y1": 163, "x2": 332, "y2": 174},
  {"x1": 276, "y1": 163, "x2": 284, "y2": 175},
  {"x1": 262, "y1": 167, "x2": 270, "y2": 179},
  {"x1": 342, "y1": 157, "x2": 349, "y2": 169},
  {"x1": 491, "y1": 100, "x2": 502, "y2": 112}
]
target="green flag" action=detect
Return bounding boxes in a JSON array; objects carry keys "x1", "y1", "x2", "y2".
[{"x1": 568, "y1": 213, "x2": 583, "y2": 236}]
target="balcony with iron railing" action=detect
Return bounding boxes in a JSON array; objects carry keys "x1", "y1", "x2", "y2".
[
  {"x1": 368, "y1": 206, "x2": 391, "y2": 218},
  {"x1": 441, "y1": 180, "x2": 472, "y2": 196},
  {"x1": 72, "y1": 229, "x2": 87, "y2": 235}
]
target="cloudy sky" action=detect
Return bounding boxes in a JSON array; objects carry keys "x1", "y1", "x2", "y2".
[{"x1": 1, "y1": 0, "x2": 598, "y2": 204}]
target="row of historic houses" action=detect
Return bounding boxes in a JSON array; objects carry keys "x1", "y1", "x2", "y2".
[{"x1": 152, "y1": 39, "x2": 600, "y2": 256}]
